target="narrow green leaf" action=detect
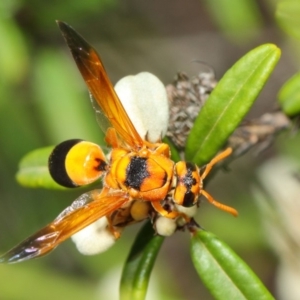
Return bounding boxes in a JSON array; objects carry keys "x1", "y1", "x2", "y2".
[
  {"x1": 16, "y1": 146, "x2": 66, "y2": 190},
  {"x1": 191, "y1": 230, "x2": 274, "y2": 300},
  {"x1": 276, "y1": 1, "x2": 300, "y2": 40},
  {"x1": 186, "y1": 44, "x2": 281, "y2": 166},
  {"x1": 120, "y1": 222, "x2": 164, "y2": 300},
  {"x1": 0, "y1": 18, "x2": 28, "y2": 84},
  {"x1": 278, "y1": 72, "x2": 300, "y2": 116}
]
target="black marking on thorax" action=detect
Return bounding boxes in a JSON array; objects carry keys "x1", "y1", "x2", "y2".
[{"x1": 125, "y1": 156, "x2": 150, "y2": 190}]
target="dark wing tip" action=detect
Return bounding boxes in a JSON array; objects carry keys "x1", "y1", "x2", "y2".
[
  {"x1": 0, "y1": 244, "x2": 41, "y2": 264},
  {"x1": 0, "y1": 227, "x2": 60, "y2": 264},
  {"x1": 56, "y1": 21, "x2": 92, "y2": 57},
  {"x1": 56, "y1": 21, "x2": 73, "y2": 37}
]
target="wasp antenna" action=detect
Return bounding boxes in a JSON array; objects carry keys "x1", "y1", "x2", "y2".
[
  {"x1": 201, "y1": 189, "x2": 238, "y2": 217},
  {"x1": 201, "y1": 148, "x2": 232, "y2": 180}
]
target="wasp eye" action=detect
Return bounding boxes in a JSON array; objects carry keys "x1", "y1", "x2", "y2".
[
  {"x1": 49, "y1": 139, "x2": 107, "y2": 187},
  {"x1": 182, "y1": 191, "x2": 197, "y2": 207}
]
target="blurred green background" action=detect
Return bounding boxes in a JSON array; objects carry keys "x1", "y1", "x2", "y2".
[{"x1": 1, "y1": 0, "x2": 299, "y2": 299}]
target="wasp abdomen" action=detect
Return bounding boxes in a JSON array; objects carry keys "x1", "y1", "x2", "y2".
[{"x1": 49, "y1": 139, "x2": 107, "y2": 187}]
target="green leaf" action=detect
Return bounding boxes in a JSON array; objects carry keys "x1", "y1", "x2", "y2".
[
  {"x1": 120, "y1": 222, "x2": 164, "y2": 300},
  {"x1": 276, "y1": 1, "x2": 300, "y2": 40},
  {"x1": 16, "y1": 146, "x2": 67, "y2": 190},
  {"x1": 191, "y1": 230, "x2": 274, "y2": 300},
  {"x1": 32, "y1": 49, "x2": 103, "y2": 144},
  {"x1": 278, "y1": 72, "x2": 300, "y2": 116},
  {"x1": 0, "y1": 18, "x2": 28, "y2": 84},
  {"x1": 204, "y1": 0, "x2": 263, "y2": 43},
  {"x1": 186, "y1": 44, "x2": 281, "y2": 166}
]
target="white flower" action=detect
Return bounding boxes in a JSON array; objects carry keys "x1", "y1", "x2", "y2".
[
  {"x1": 155, "y1": 216, "x2": 177, "y2": 237},
  {"x1": 71, "y1": 217, "x2": 117, "y2": 255},
  {"x1": 115, "y1": 72, "x2": 169, "y2": 143}
]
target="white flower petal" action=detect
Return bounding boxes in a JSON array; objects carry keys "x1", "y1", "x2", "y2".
[
  {"x1": 115, "y1": 72, "x2": 169, "y2": 143},
  {"x1": 155, "y1": 216, "x2": 177, "y2": 236},
  {"x1": 71, "y1": 217, "x2": 116, "y2": 255},
  {"x1": 175, "y1": 204, "x2": 198, "y2": 227},
  {"x1": 175, "y1": 204, "x2": 198, "y2": 217}
]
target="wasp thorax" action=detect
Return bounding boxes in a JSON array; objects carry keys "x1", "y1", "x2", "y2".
[
  {"x1": 49, "y1": 139, "x2": 107, "y2": 187},
  {"x1": 173, "y1": 162, "x2": 201, "y2": 207},
  {"x1": 105, "y1": 146, "x2": 174, "y2": 202}
]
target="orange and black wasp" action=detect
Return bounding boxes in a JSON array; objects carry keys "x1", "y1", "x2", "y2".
[{"x1": 0, "y1": 22, "x2": 237, "y2": 263}]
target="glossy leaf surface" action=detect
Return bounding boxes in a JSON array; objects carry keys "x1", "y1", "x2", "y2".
[
  {"x1": 120, "y1": 222, "x2": 164, "y2": 300},
  {"x1": 186, "y1": 44, "x2": 281, "y2": 166},
  {"x1": 191, "y1": 230, "x2": 274, "y2": 300},
  {"x1": 16, "y1": 146, "x2": 66, "y2": 190}
]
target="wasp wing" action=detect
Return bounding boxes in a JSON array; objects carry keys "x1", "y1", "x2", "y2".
[
  {"x1": 0, "y1": 190, "x2": 129, "y2": 263},
  {"x1": 57, "y1": 21, "x2": 143, "y2": 149}
]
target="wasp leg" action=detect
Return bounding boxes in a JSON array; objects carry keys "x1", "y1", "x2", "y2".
[
  {"x1": 151, "y1": 201, "x2": 190, "y2": 222},
  {"x1": 105, "y1": 216, "x2": 122, "y2": 239},
  {"x1": 201, "y1": 148, "x2": 232, "y2": 180},
  {"x1": 201, "y1": 189, "x2": 238, "y2": 217}
]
